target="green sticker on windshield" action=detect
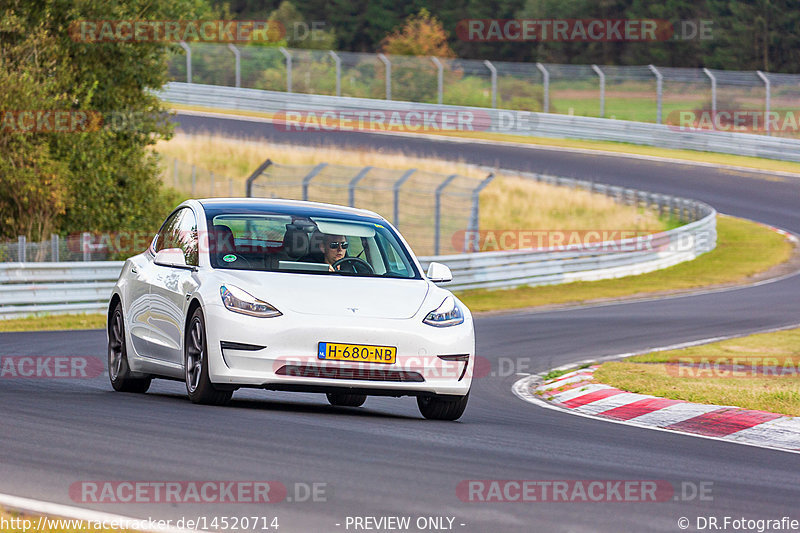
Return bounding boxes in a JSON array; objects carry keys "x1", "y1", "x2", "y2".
[{"x1": 222, "y1": 254, "x2": 237, "y2": 263}]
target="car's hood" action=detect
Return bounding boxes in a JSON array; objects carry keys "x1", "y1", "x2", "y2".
[{"x1": 216, "y1": 271, "x2": 431, "y2": 319}]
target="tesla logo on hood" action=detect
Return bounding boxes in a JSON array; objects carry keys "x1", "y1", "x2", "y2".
[{"x1": 346, "y1": 307, "x2": 359, "y2": 313}]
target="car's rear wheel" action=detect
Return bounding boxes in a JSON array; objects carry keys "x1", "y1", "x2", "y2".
[
  {"x1": 417, "y1": 392, "x2": 469, "y2": 421},
  {"x1": 326, "y1": 392, "x2": 367, "y2": 407},
  {"x1": 185, "y1": 307, "x2": 232, "y2": 406},
  {"x1": 108, "y1": 303, "x2": 151, "y2": 393}
]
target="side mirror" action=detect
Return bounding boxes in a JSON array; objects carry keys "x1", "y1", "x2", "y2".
[
  {"x1": 154, "y1": 248, "x2": 189, "y2": 269},
  {"x1": 426, "y1": 262, "x2": 453, "y2": 283}
]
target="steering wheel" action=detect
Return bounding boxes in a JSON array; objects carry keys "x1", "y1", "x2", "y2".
[{"x1": 334, "y1": 257, "x2": 374, "y2": 275}]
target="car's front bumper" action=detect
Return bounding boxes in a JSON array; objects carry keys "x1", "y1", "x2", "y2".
[{"x1": 203, "y1": 303, "x2": 475, "y2": 397}]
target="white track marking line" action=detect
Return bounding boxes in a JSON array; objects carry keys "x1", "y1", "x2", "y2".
[
  {"x1": 0, "y1": 493, "x2": 197, "y2": 533},
  {"x1": 626, "y1": 403, "x2": 721, "y2": 427}
]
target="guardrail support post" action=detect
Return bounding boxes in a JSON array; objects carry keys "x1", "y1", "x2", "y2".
[
  {"x1": 178, "y1": 41, "x2": 191, "y2": 84},
  {"x1": 757, "y1": 70, "x2": 771, "y2": 135},
  {"x1": 246, "y1": 158, "x2": 273, "y2": 197},
  {"x1": 173, "y1": 158, "x2": 179, "y2": 188},
  {"x1": 229, "y1": 178, "x2": 234, "y2": 197},
  {"x1": 649, "y1": 65, "x2": 663, "y2": 124},
  {"x1": 378, "y1": 53, "x2": 391, "y2": 100},
  {"x1": 392, "y1": 169, "x2": 416, "y2": 228},
  {"x1": 227, "y1": 44, "x2": 241, "y2": 88},
  {"x1": 484, "y1": 60, "x2": 497, "y2": 108},
  {"x1": 536, "y1": 63, "x2": 549, "y2": 113},
  {"x1": 17, "y1": 236, "x2": 25, "y2": 263},
  {"x1": 279, "y1": 47, "x2": 292, "y2": 93},
  {"x1": 210, "y1": 171, "x2": 215, "y2": 196},
  {"x1": 191, "y1": 165, "x2": 196, "y2": 196},
  {"x1": 434, "y1": 174, "x2": 458, "y2": 255},
  {"x1": 348, "y1": 166, "x2": 372, "y2": 207},
  {"x1": 703, "y1": 68, "x2": 716, "y2": 127},
  {"x1": 431, "y1": 57, "x2": 443, "y2": 105},
  {"x1": 81, "y1": 232, "x2": 90, "y2": 262},
  {"x1": 329, "y1": 50, "x2": 341, "y2": 97},
  {"x1": 51, "y1": 234, "x2": 59, "y2": 262},
  {"x1": 467, "y1": 173, "x2": 496, "y2": 252},
  {"x1": 302, "y1": 163, "x2": 328, "y2": 201},
  {"x1": 592, "y1": 65, "x2": 605, "y2": 118}
]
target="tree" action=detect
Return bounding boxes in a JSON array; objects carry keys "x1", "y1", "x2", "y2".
[{"x1": 380, "y1": 8, "x2": 455, "y2": 57}]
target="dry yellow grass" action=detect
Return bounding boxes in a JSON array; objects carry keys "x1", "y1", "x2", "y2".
[{"x1": 154, "y1": 133, "x2": 666, "y2": 237}]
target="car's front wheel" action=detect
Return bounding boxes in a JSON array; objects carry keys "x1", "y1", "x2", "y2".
[
  {"x1": 185, "y1": 307, "x2": 232, "y2": 406},
  {"x1": 417, "y1": 392, "x2": 469, "y2": 421},
  {"x1": 108, "y1": 303, "x2": 151, "y2": 393},
  {"x1": 326, "y1": 392, "x2": 367, "y2": 407}
]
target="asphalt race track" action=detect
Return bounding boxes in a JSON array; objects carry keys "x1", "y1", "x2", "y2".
[{"x1": 1, "y1": 112, "x2": 799, "y2": 532}]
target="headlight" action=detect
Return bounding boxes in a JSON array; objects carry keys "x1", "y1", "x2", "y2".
[
  {"x1": 423, "y1": 296, "x2": 464, "y2": 327},
  {"x1": 220, "y1": 285, "x2": 282, "y2": 318}
]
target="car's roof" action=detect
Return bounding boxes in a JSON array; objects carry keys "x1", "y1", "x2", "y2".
[{"x1": 196, "y1": 198, "x2": 384, "y2": 222}]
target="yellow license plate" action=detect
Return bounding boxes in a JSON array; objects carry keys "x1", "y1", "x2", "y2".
[{"x1": 317, "y1": 342, "x2": 396, "y2": 364}]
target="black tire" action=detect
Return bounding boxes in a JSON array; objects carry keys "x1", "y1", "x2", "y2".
[
  {"x1": 108, "y1": 303, "x2": 151, "y2": 393},
  {"x1": 417, "y1": 392, "x2": 469, "y2": 421},
  {"x1": 326, "y1": 392, "x2": 367, "y2": 407},
  {"x1": 185, "y1": 307, "x2": 233, "y2": 406}
]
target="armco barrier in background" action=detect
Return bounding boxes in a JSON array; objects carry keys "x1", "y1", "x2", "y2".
[
  {"x1": 159, "y1": 82, "x2": 800, "y2": 163},
  {"x1": 0, "y1": 169, "x2": 716, "y2": 318}
]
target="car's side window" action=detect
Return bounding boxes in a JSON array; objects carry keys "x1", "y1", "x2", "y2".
[
  {"x1": 176, "y1": 209, "x2": 199, "y2": 266},
  {"x1": 155, "y1": 208, "x2": 198, "y2": 266},
  {"x1": 155, "y1": 210, "x2": 183, "y2": 253}
]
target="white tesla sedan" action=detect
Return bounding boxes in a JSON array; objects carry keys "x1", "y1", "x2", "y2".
[{"x1": 108, "y1": 198, "x2": 474, "y2": 420}]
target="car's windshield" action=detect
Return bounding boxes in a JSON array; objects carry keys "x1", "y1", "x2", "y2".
[{"x1": 206, "y1": 211, "x2": 420, "y2": 279}]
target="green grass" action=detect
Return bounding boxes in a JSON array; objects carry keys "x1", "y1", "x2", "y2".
[
  {"x1": 542, "y1": 363, "x2": 592, "y2": 381},
  {"x1": 594, "y1": 328, "x2": 800, "y2": 416},
  {"x1": 0, "y1": 313, "x2": 105, "y2": 332},
  {"x1": 458, "y1": 215, "x2": 793, "y2": 312}
]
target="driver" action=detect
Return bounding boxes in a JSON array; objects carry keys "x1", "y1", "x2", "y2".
[{"x1": 303, "y1": 232, "x2": 348, "y2": 271}]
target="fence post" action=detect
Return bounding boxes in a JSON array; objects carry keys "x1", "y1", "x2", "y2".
[
  {"x1": 191, "y1": 165, "x2": 196, "y2": 196},
  {"x1": 329, "y1": 50, "x2": 341, "y2": 97},
  {"x1": 279, "y1": 47, "x2": 292, "y2": 92},
  {"x1": 757, "y1": 70, "x2": 771, "y2": 136},
  {"x1": 592, "y1": 65, "x2": 605, "y2": 118},
  {"x1": 392, "y1": 169, "x2": 416, "y2": 228},
  {"x1": 378, "y1": 53, "x2": 391, "y2": 100},
  {"x1": 536, "y1": 63, "x2": 549, "y2": 113},
  {"x1": 703, "y1": 68, "x2": 716, "y2": 127},
  {"x1": 245, "y1": 158, "x2": 273, "y2": 197},
  {"x1": 430, "y1": 56, "x2": 443, "y2": 105},
  {"x1": 51, "y1": 234, "x2": 59, "y2": 262},
  {"x1": 648, "y1": 65, "x2": 663, "y2": 124},
  {"x1": 302, "y1": 163, "x2": 328, "y2": 201},
  {"x1": 227, "y1": 44, "x2": 241, "y2": 88},
  {"x1": 210, "y1": 171, "x2": 215, "y2": 196},
  {"x1": 178, "y1": 41, "x2": 191, "y2": 84},
  {"x1": 173, "y1": 158, "x2": 179, "y2": 188},
  {"x1": 434, "y1": 174, "x2": 458, "y2": 255},
  {"x1": 467, "y1": 173, "x2": 496, "y2": 252},
  {"x1": 17, "y1": 236, "x2": 25, "y2": 263},
  {"x1": 229, "y1": 178, "x2": 234, "y2": 197},
  {"x1": 484, "y1": 60, "x2": 497, "y2": 108},
  {"x1": 81, "y1": 232, "x2": 91, "y2": 262},
  {"x1": 348, "y1": 166, "x2": 372, "y2": 207}
]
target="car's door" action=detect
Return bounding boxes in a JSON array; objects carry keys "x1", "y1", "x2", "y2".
[
  {"x1": 124, "y1": 241, "x2": 159, "y2": 358},
  {"x1": 148, "y1": 207, "x2": 200, "y2": 365}
]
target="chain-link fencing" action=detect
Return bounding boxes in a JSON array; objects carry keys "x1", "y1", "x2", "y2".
[{"x1": 168, "y1": 43, "x2": 800, "y2": 138}]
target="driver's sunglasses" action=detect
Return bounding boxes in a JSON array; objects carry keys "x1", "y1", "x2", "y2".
[{"x1": 328, "y1": 241, "x2": 349, "y2": 250}]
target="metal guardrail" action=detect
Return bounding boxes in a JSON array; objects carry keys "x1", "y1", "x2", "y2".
[
  {"x1": 0, "y1": 169, "x2": 717, "y2": 318},
  {"x1": 160, "y1": 83, "x2": 800, "y2": 163}
]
